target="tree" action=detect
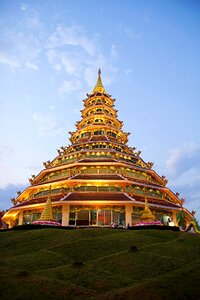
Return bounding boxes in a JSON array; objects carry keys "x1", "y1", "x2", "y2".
[
  {"x1": 193, "y1": 218, "x2": 200, "y2": 230},
  {"x1": 176, "y1": 210, "x2": 186, "y2": 228}
]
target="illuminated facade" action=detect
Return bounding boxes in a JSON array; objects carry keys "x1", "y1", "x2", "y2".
[{"x1": 3, "y1": 70, "x2": 194, "y2": 228}]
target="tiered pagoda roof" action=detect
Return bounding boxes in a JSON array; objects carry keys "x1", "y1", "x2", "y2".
[{"x1": 3, "y1": 69, "x2": 193, "y2": 225}]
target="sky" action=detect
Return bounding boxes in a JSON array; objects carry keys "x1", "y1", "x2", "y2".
[{"x1": 0, "y1": 0, "x2": 200, "y2": 220}]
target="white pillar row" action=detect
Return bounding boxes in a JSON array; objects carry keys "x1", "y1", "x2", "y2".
[
  {"x1": 125, "y1": 204, "x2": 132, "y2": 227},
  {"x1": 18, "y1": 210, "x2": 23, "y2": 225},
  {"x1": 62, "y1": 203, "x2": 70, "y2": 226}
]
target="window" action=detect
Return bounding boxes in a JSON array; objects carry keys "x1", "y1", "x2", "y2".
[
  {"x1": 69, "y1": 212, "x2": 75, "y2": 225},
  {"x1": 92, "y1": 144, "x2": 106, "y2": 149},
  {"x1": 81, "y1": 132, "x2": 90, "y2": 138},
  {"x1": 107, "y1": 131, "x2": 116, "y2": 138},
  {"x1": 92, "y1": 145, "x2": 99, "y2": 149},
  {"x1": 94, "y1": 130, "x2": 104, "y2": 135}
]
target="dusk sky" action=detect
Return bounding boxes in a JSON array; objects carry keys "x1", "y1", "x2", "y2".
[{"x1": 0, "y1": 1, "x2": 200, "y2": 220}]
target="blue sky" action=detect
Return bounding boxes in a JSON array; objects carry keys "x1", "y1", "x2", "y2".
[{"x1": 0, "y1": 0, "x2": 200, "y2": 219}]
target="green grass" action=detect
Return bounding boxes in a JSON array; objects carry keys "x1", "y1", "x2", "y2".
[{"x1": 0, "y1": 228, "x2": 200, "y2": 299}]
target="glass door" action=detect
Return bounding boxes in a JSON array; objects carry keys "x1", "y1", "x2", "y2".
[
  {"x1": 90, "y1": 210, "x2": 97, "y2": 225},
  {"x1": 105, "y1": 210, "x2": 111, "y2": 225},
  {"x1": 97, "y1": 210, "x2": 104, "y2": 226},
  {"x1": 97, "y1": 210, "x2": 112, "y2": 226}
]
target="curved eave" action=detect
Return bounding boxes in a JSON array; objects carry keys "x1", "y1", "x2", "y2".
[
  {"x1": 81, "y1": 104, "x2": 117, "y2": 118},
  {"x1": 71, "y1": 125, "x2": 128, "y2": 144},
  {"x1": 27, "y1": 157, "x2": 162, "y2": 187},
  {"x1": 3, "y1": 192, "x2": 184, "y2": 217},
  {"x1": 18, "y1": 162, "x2": 180, "y2": 206},
  {"x1": 67, "y1": 140, "x2": 134, "y2": 155},
  {"x1": 77, "y1": 114, "x2": 122, "y2": 130},
  {"x1": 164, "y1": 187, "x2": 185, "y2": 206},
  {"x1": 131, "y1": 198, "x2": 181, "y2": 211},
  {"x1": 182, "y1": 207, "x2": 195, "y2": 220},
  {"x1": 84, "y1": 93, "x2": 113, "y2": 106},
  {"x1": 1, "y1": 209, "x2": 21, "y2": 222},
  {"x1": 16, "y1": 176, "x2": 178, "y2": 206}
]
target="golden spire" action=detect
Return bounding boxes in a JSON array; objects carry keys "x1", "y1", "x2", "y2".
[
  {"x1": 140, "y1": 189, "x2": 155, "y2": 221},
  {"x1": 40, "y1": 197, "x2": 53, "y2": 221},
  {"x1": 92, "y1": 68, "x2": 106, "y2": 94}
]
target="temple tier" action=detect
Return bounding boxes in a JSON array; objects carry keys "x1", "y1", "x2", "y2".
[{"x1": 2, "y1": 70, "x2": 194, "y2": 228}]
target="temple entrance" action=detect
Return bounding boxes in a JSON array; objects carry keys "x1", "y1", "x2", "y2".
[
  {"x1": 70, "y1": 206, "x2": 125, "y2": 227},
  {"x1": 76, "y1": 210, "x2": 89, "y2": 226},
  {"x1": 97, "y1": 210, "x2": 111, "y2": 226}
]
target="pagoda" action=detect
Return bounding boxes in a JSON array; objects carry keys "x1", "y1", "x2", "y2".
[{"x1": 2, "y1": 70, "x2": 194, "y2": 228}]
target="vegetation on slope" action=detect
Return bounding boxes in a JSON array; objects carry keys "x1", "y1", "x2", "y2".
[{"x1": 0, "y1": 228, "x2": 200, "y2": 300}]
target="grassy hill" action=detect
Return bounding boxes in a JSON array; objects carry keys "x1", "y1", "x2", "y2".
[{"x1": 0, "y1": 228, "x2": 200, "y2": 300}]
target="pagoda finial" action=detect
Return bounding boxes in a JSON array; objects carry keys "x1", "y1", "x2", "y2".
[{"x1": 92, "y1": 68, "x2": 106, "y2": 94}]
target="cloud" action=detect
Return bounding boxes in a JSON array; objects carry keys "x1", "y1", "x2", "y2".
[
  {"x1": 110, "y1": 44, "x2": 118, "y2": 61},
  {"x1": 46, "y1": 25, "x2": 119, "y2": 95},
  {"x1": 47, "y1": 25, "x2": 97, "y2": 56},
  {"x1": 0, "y1": 146, "x2": 30, "y2": 189},
  {"x1": 58, "y1": 80, "x2": 82, "y2": 95},
  {"x1": 166, "y1": 143, "x2": 200, "y2": 177},
  {"x1": 20, "y1": 2, "x2": 43, "y2": 29},
  {"x1": 0, "y1": 30, "x2": 41, "y2": 70},
  {"x1": 124, "y1": 68, "x2": 133, "y2": 76},
  {"x1": 46, "y1": 28, "x2": 97, "y2": 78},
  {"x1": 1, "y1": 17, "x2": 119, "y2": 93},
  {"x1": 33, "y1": 111, "x2": 64, "y2": 136},
  {"x1": 21, "y1": 3, "x2": 27, "y2": 11},
  {"x1": 25, "y1": 61, "x2": 39, "y2": 71},
  {"x1": 119, "y1": 23, "x2": 142, "y2": 39},
  {"x1": 84, "y1": 56, "x2": 118, "y2": 88},
  {"x1": 47, "y1": 50, "x2": 85, "y2": 77},
  {"x1": 49, "y1": 105, "x2": 55, "y2": 110},
  {"x1": 0, "y1": 4, "x2": 43, "y2": 71},
  {"x1": 0, "y1": 183, "x2": 28, "y2": 210},
  {"x1": 25, "y1": 13, "x2": 42, "y2": 29},
  {"x1": 165, "y1": 143, "x2": 200, "y2": 220},
  {"x1": 0, "y1": 146, "x2": 14, "y2": 161},
  {"x1": 0, "y1": 52, "x2": 21, "y2": 69}
]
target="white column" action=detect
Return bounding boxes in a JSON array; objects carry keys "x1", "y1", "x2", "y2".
[
  {"x1": 18, "y1": 210, "x2": 23, "y2": 225},
  {"x1": 125, "y1": 204, "x2": 132, "y2": 227},
  {"x1": 62, "y1": 203, "x2": 70, "y2": 226}
]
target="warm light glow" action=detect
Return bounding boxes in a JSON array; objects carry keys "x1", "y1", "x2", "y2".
[
  {"x1": 168, "y1": 222, "x2": 175, "y2": 227},
  {"x1": 3, "y1": 69, "x2": 192, "y2": 229}
]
